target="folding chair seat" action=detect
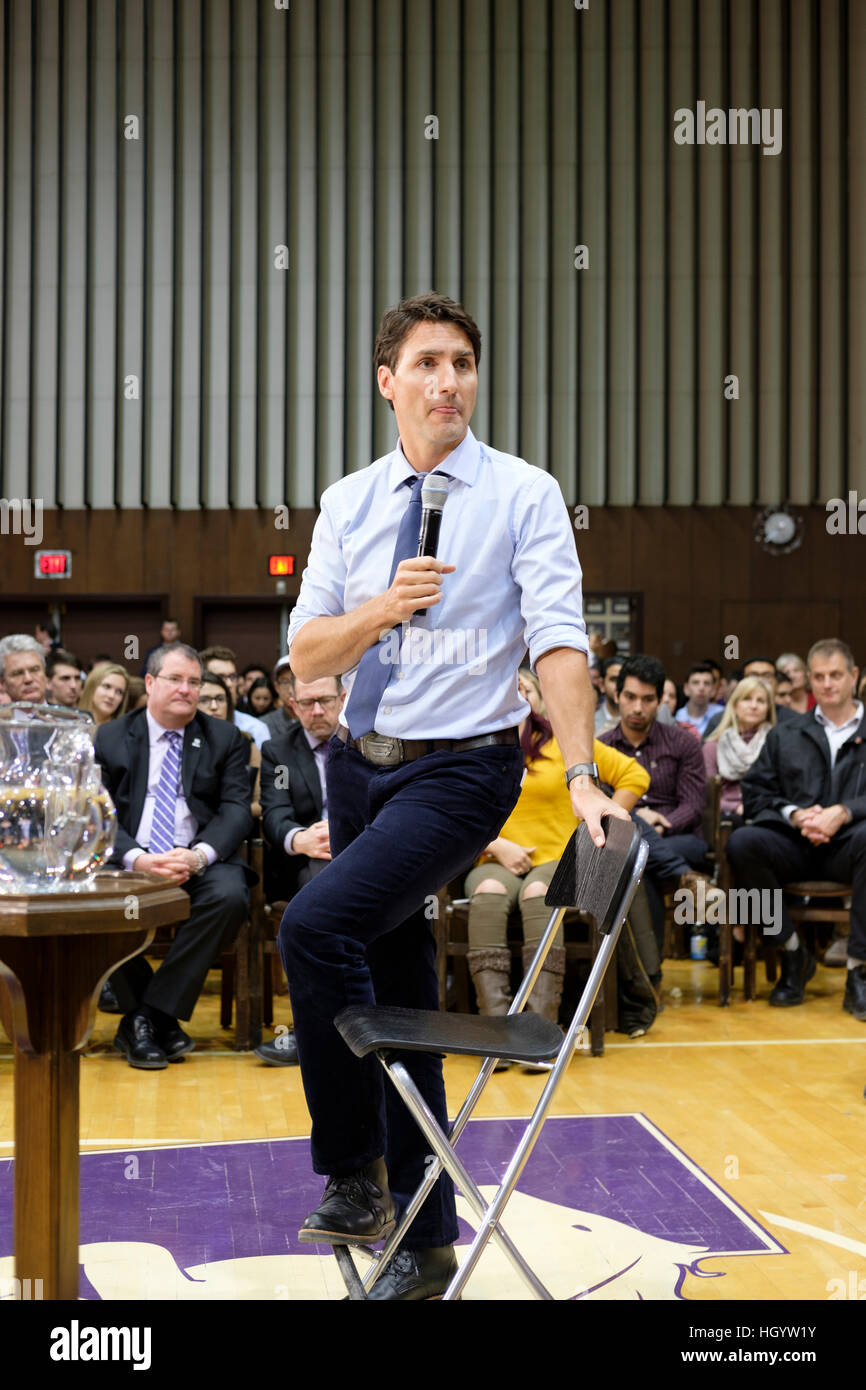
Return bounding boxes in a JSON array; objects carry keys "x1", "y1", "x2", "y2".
[{"x1": 324, "y1": 816, "x2": 648, "y2": 1301}]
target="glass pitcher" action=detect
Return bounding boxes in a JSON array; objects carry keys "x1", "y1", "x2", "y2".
[{"x1": 0, "y1": 703, "x2": 117, "y2": 893}]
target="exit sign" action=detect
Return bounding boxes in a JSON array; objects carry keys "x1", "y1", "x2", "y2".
[
  {"x1": 268, "y1": 554, "x2": 295, "y2": 576},
  {"x1": 34, "y1": 550, "x2": 71, "y2": 578}
]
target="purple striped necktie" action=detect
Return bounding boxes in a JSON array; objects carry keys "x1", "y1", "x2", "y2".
[{"x1": 149, "y1": 729, "x2": 183, "y2": 854}]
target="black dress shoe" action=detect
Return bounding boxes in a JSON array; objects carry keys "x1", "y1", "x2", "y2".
[
  {"x1": 367, "y1": 1245, "x2": 459, "y2": 1301},
  {"x1": 254, "y1": 1033, "x2": 299, "y2": 1066},
  {"x1": 114, "y1": 1013, "x2": 168, "y2": 1069},
  {"x1": 158, "y1": 1023, "x2": 195, "y2": 1061},
  {"x1": 843, "y1": 963, "x2": 866, "y2": 1021},
  {"x1": 769, "y1": 943, "x2": 816, "y2": 1007},
  {"x1": 298, "y1": 1157, "x2": 395, "y2": 1246},
  {"x1": 98, "y1": 979, "x2": 124, "y2": 1013}
]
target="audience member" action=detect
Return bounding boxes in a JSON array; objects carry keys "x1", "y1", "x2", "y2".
[
  {"x1": 256, "y1": 673, "x2": 346, "y2": 1066},
  {"x1": 260, "y1": 657, "x2": 297, "y2": 737},
  {"x1": 140, "y1": 618, "x2": 182, "y2": 676},
  {"x1": 197, "y1": 669, "x2": 261, "y2": 818},
  {"x1": 0, "y1": 635, "x2": 48, "y2": 703},
  {"x1": 95, "y1": 642, "x2": 254, "y2": 1068},
  {"x1": 775, "y1": 670, "x2": 794, "y2": 707},
  {"x1": 35, "y1": 620, "x2": 60, "y2": 654},
  {"x1": 703, "y1": 656, "x2": 799, "y2": 738},
  {"x1": 465, "y1": 683, "x2": 650, "y2": 1064},
  {"x1": 703, "y1": 677, "x2": 776, "y2": 823},
  {"x1": 238, "y1": 664, "x2": 269, "y2": 702},
  {"x1": 600, "y1": 654, "x2": 719, "y2": 951},
  {"x1": 700, "y1": 658, "x2": 723, "y2": 702},
  {"x1": 726, "y1": 639, "x2": 866, "y2": 1013},
  {"x1": 676, "y1": 662, "x2": 725, "y2": 737},
  {"x1": 661, "y1": 679, "x2": 679, "y2": 717},
  {"x1": 776, "y1": 652, "x2": 816, "y2": 715},
  {"x1": 244, "y1": 676, "x2": 277, "y2": 717},
  {"x1": 126, "y1": 676, "x2": 148, "y2": 710},
  {"x1": 79, "y1": 663, "x2": 130, "y2": 726},
  {"x1": 594, "y1": 657, "x2": 623, "y2": 735},
  {"x1": 199, "y1": 645, "x2": 271, "y2": 749},
  {"x1": 45, "y1": 649, "x2": 83, "y2": 707}
]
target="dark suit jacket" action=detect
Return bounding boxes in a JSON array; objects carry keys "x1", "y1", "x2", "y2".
[
  {"x1": 741, "y1": 708, "x2": 866, "y2": 827},
  {"x1": 260, "y1": 725, "x2": 325, "y2": 900},
  {"x1": 94, "y1": 707, "x2": 255, "y2": 878}
]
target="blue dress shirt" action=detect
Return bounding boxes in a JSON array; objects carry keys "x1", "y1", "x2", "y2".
[{"x1": 288, "y1": 428, "x2": 589, "y2": 739}]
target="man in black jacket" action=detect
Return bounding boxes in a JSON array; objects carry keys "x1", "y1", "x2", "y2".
[
  {"x1": 256, "y1": 673, "x2": 345, "y2": 1065},
  {"x1": 95, "y1": 643, "x2": 254, "y2": 1068},
  {"x1": 726, "y1": 639, "x2": 866, "y2": 1012}
]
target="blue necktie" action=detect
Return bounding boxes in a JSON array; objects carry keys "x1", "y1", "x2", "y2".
[
  {"x1": 346, "y1": 473, "x2": 425, "y2": 737},
  {"x1": 149, "y1": 730, "x2": 182, "y2": 853}
]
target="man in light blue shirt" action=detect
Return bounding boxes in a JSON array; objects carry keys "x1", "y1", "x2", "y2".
[
  {"x1": 279, "y1": 291, "x2": 629, "y2": 1299},
  {"x1": 675, "y1": 662, "x2": 725, "y2": 738}
]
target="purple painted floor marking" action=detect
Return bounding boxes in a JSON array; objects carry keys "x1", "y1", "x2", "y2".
[{"x1": 0, "y1": 1114, "x2": 784, "y2": 1298}]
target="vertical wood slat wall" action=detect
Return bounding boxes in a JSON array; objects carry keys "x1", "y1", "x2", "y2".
[{"x1": 0, "y1": 0, "x2": 862, "y2": 513}]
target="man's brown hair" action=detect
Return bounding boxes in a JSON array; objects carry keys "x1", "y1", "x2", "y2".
[
  {"x1": 373, "y1": 292, "x2": 482, "y2": 377},
  {"x1": 806, "y1": 638, "x2": 856, "y2": 671},
  {"x1": 199, "y1": 645, "x2": 237, "y2": 669}
]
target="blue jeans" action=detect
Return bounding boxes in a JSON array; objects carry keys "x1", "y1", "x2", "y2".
[{"x1": 279, "y1": 733, "x2": 524, "y2": 1248}]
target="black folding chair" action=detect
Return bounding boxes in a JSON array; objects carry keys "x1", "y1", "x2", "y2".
[{"x1": 329, "y1": 816, "x2": 648, "y2": 1300}]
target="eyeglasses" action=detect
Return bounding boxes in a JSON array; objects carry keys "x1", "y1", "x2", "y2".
[
  {"x1": 198, "y1": 693, "x2": 228, "y2": 707},
  {"x1": 293, "y1": 695, "x2": 339, "y2": 711},
  {"x1": 155, "y1": 674, "x2": 203, "y2": 690},
  {"x1": 275, "y1": 675, "x2": 293, "y2": 688}
]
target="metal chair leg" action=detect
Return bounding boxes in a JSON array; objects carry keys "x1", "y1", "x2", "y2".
[{"x1": 383, "y1": 1059, "x2": 554, "y2": 1300}]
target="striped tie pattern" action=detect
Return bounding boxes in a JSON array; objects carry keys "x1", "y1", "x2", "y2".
[{"x1": 149, "y1": 730, "x2": 182, "y2": 853}]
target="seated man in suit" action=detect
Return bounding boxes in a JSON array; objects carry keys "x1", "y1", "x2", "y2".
[
  {"x1": 95, "y1": 642, "x2": 254, "y2": 1068},
  {"x1": 256, "y1": 672, "x2": 346, "y2": 1066},
  {"x1": 725, "y1": 638, "x2": 866, "y2": 1012}
]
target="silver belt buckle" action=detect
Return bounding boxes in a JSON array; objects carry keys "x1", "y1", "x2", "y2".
[{"x1": 358, "y1": 733, "x2": 404, "y2": 766}]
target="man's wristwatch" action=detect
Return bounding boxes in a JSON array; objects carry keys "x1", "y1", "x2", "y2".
[
  {"x1": 191, "y1": 847, "x2": 208, "y2": 877},
  {"x1": 565, "y1": 761, "x2": 599, "y2": 787}
]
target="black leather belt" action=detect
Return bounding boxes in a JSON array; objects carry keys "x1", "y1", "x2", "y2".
[{"x1": 335, "y1": 724, "x2": 520, "y2": 767}]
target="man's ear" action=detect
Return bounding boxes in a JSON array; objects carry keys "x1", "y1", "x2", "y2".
[{"x1": 377, "y1": 364, "x2": 394, "y2": 403}]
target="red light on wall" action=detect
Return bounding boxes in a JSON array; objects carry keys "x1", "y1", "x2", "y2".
[
  {"x1": 34, "y1": 550, "x2": 71, "y2": 577},
  {"x1": 268, "y1": 554, "x2": 295, "y2": 576}
]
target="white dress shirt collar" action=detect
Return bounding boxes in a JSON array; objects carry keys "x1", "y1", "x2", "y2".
[
  {"x1": 390, "y1": 426, "x2": 482, "y2": 491},
  {"x1": 814, "y1": 700, "x2": 863, "y2": 735},
  {"x1": 145, "y1": 707, "x2": 188, "y2": 744}
]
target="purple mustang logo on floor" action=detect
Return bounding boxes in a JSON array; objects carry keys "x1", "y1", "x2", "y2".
[{"x1": 0, "y1": 1114, "x2": 784, "y2": 1300}]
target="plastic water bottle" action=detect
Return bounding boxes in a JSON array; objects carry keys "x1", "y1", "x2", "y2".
[{"x1": 690, "y1": 930, "x2": 708, "y2": 961}]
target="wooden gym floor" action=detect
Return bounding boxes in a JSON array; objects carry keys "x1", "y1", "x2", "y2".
[{"x1": 1, "y1": 954, "x2": 865, "y2": 1301}]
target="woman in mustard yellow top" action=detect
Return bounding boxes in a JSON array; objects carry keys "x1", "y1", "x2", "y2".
[{"x1": 465, "y1": 669, "x2": 650, "y2": 1048}]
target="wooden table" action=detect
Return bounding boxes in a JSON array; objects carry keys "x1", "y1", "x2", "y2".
[{"x1": 0, "y1": 873, "x2": 190, "y2": 1299}]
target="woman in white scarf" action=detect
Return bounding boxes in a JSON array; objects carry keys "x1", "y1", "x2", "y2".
[{"x1": 703, "y1": 676, "x2": 776, "y2": 820}]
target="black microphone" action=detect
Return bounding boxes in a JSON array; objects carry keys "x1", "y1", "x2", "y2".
[{"x1": 417, "y1": 478, "x2": 450, "y2": 557}]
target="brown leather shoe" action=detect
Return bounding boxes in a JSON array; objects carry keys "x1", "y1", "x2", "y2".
[{"x1": 298, "y1": 1157, "x2": 395, "y2": 1246}]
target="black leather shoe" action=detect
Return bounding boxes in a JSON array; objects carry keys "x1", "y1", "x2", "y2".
[
  {"x1": 367, "y1": 1245, "x2": 459, "y2": 1301},
  {"x1": 98, "y1": 979, "x2": 124, "y2": 1013},
  {"x1": 769, "y1": 944, "x2": 816, "y2": 1007},
  {"x1": 114, "y1": 1013, "x2": 168, "y2": 1069},
  {"x1": 843, "y1": 963, "x2": 866, "y2": 1021},
  {"x1": 254, "y1": 1033, "x2": 299, "y2": 1066},
  {"x1": 158, "y1": 1023, "x2": 195, "y2": 1061},
  {"x1": 298, "y1": 1157, "x2": 395, "y2": 1246}
]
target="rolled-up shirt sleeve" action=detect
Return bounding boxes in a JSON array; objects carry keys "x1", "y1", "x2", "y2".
[
  {"x1": 288, "y1": 492, "x2": 348, "y2": 651},
  {"x1": 511, "y1": 471, "x2": 589, "y2": 669}
]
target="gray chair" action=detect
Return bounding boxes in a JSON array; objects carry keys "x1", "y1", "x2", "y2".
[{"x1": 329, "y1": 816, "x2": 648, "y2": 1301}]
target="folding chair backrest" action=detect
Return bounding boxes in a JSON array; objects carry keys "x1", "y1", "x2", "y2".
[{"x1": 545, "y1": 817, "x2": 642, "y2": 932}]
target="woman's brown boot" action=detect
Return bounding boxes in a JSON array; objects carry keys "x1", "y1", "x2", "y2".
[{"x1": 467, "y1": 947, "x2": 514, "y2": 1071}]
